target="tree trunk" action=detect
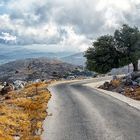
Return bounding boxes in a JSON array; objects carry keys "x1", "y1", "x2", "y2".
[{"x1": 132, "y1": 60, "x2": 139, "y2": 72}]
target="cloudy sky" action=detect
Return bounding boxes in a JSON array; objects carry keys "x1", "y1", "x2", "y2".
[{"x1": 0, "y1": 0, "x2": 140, "y2": 52}]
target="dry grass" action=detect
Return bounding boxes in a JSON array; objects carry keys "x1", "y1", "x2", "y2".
[
  {"x1": 110, "y1": 79, "x2": 121, "y2": 88},
  {"x1": 0, "y1": 81, "x2": 52, "y2": 140},
  {"x1": 125, "y1": 87, "x2": 140, "y2": 100}
]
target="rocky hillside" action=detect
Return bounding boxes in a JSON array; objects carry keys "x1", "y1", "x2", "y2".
[{"x1": 0, "y1": 58, "x2": 78, "y2": 82}]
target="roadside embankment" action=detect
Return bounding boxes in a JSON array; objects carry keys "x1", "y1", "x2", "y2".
[
  {"x1": 0, "y1": 81, "x2": 52, "y2": 140},
  {"x1": 85, "y1": 79, "x2": 140, "y2": 111}
]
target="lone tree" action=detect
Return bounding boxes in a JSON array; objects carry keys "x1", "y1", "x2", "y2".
[
  {"x1": 85, "y1": 35, "x2": 120, "y2": 74},
  {"x1": 85, "y1": 24, "x2": 140, "y2": 74},
  {"x1": 114, "y1": 24, "x2": 140, "y2": 72}
]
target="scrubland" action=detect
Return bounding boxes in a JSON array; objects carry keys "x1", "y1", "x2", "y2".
[{"x1": 0, "y1": 81, "x2": 51, "y2": 140}]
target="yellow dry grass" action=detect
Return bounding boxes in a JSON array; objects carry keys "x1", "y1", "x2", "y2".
[
  {"x1": 0, "y1": 81, "x2": 51, "y2": 140},
  {"x1": 110, "y1": 79, "x2": 121, "y2": 87},
  {"x1": 125, "y1": 87, "x2": 140, "y2": 100}
]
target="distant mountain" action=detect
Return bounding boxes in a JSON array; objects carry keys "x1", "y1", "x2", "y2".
[
  {"x1": 61, "y1": 52, "x2": 86, "y2": 66},
  {"x1": 0, "y1": 45, "x2": 75, "y2": 65},
  {"x1": 0, "y1": 57, "x2": 78, "y2": 82}
]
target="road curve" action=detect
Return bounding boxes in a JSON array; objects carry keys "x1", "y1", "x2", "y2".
[{"x1": 42, "y1": 78, "x2": 140, "y2": 140}]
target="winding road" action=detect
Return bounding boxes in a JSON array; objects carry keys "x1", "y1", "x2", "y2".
[{"x1": 42, "y1": 78, "x2": 140, "y2": 140}]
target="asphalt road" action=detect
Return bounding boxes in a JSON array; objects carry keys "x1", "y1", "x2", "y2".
[{"x1": 42, "y1": 78, "x2": 140, "y2": 140}]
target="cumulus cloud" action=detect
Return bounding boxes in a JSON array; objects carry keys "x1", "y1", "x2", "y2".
[
  {"x1": 0, "y1": 0, "x2": 140, "y2": 52},
  {"x1": 0, "y1": 32, "x2": 16, "y2": 44}
]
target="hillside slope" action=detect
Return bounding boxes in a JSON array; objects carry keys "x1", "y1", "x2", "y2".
[{"x1": 0, "y1": 58, "x2": 78, "y2": 82}]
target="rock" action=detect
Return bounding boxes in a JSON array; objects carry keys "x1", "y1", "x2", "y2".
[
  {"x1": 5, "y1": 96, "x2": 11, "y2": 100},
  {"x1": 103, "y1": 82, "x2": 110, "y2": 89},
  {"x1": 99, "y1": 81, "x2": 117, "y2": 90},
  {"x1": 121, "y1": 78, "x2": 126, "y2": 83},
  {"x1": 0, "y1": 85, "x2": 3, "y2": 92},
  {"x1": 113, "y1": 75, "x2": 118, "y2": 80},
  {"x1": 3, "y1": 82, "x2": 7, "y2": 86},
  {"x1": 130, "y1": 87, "x2": 135, "y2": 92},
  {"x1": 15, "y1": 70, "x2": 19, "y2": 74},
  {"x1": 135, "y1": 77, "x2": 140, "y2": 86},
  {"x1": 14, "y1": 136, "x2": 20, "y2": 140},
  {"x1": 1, "y1": 83, "x2": 14, "y2": 95},
  {"x1": 98, "y1": 85, "x2": 104, "y2": 89},
  {"x1": 13, "y1": 80, "x2": 26, "y2": 90},
  {"x1": 125, "y1": 75, "x2": 132, "y2": 86},
  {"x1": 114, "y1": 87, "x2": 124, "y2": 94},
  {"x1": 125, "y1": 73, "x2": 132, "y2": 79},
  {"x1": 132, "y1": 81, "x2": 138, "y2": 86},
  {"x1": 131, "y1": 71, "x2": 140, "y2": 80},
  {"x1": 35, "y1": 128, "x2": 42, "y2": 135},
  {"x1": 33, "y1": 79, "x2": 41, "y2": 83}
]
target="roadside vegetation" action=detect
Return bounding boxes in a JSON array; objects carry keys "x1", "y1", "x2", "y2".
[{"x1": 0, "y1": 81, "x2": 51, "y2": 140}]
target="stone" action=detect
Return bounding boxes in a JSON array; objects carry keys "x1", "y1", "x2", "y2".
[
  {"x1": 132, "y1": 81, "x2": 138, "y2": 86},
  {"x1": 114, "y1": 87, "x2": 124, "y2": 94},
  {"x1": 131, "y1": 71, "x2": 140, "y2": 80},
  {"x1": 125, "y1": 76, "x2": 132, "y2": 86},
  {"x1": 0, "y1": 85, "x2": 3, "y2": 92},
  {"x1": 103, "y1": 82, "x2": 110, "y2": 89},
  {"x1": 13, "y1": 80, "x2": 26, "y2": 90},
  {"x1": 1, "y1": 83, "x2": 14, "y2": 95},
  {"x1": 125, "y1": 73, "x2": 132, "y2": 79},
  {"x1": 113, "y1": 75, "x2": 118, "y2": 80},
  {"x1": 135, "y1": 77, "x2": 140, "y2": 82}
]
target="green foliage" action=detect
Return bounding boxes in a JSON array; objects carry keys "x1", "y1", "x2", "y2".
[
  {"x1": 114, "y1": 24, "x2": 140, "y2": 71},
  {"x1": 85, "y1": 24, "x2": 140, "y2": 73},
  {"x1": 85, "y1": 35, "x2": 119, "y2": 73}
]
